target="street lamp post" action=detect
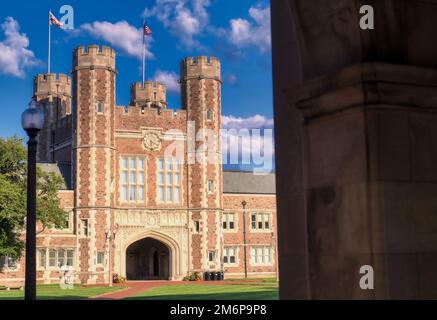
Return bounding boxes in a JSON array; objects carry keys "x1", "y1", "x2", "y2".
[
  {"x1": 21, "y1": 100, "x2": 45, "y2": 301},
  {"x1": 242, "y1": 200, "x2": 248, "y2": 280},
  {"x1": 106, "y1": 224, "x2": 118, "y2": 287}
]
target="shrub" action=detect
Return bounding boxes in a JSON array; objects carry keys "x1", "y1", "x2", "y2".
[
  {"x1": 183, "y1": 272, "x2": 201, "y2": 281},
  {"x1": 113, "y1": 273, "x2": 126, "y2": 284}
]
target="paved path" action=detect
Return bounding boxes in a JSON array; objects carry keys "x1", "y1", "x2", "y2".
[{"x1": 91, "y1": 280, "x2": 254, "y2": 300}]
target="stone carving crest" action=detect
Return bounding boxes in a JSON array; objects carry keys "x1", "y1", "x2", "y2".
[{"x1": 143, "y1": 130, "x2": 162, "y2": 151}]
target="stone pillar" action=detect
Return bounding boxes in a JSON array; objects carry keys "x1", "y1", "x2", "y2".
[
  {"x1": 72, "y1": 45, "x2": 116, "y2": 284},
  {"x1": 272, "y1": 0, "x2": 437, "y2": 299},
  {"x1": 180, "y1": 56, "x2": 223, "y2": 275}
]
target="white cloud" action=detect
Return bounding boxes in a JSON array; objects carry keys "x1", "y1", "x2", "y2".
[
  {"x1": 221, "y1": 114, "x2": 275, "y2": 174},
  {"x1": 143, "y1": 0, "x2": 211, "y2": 48},
  {"x1": 224, "y1": 73, "x2": 238, "y2": 85},
  {"x1": 80, "y1": 21, "x2": 153, "y2": 59},
  {"x1": 228, "y1": 5, "x2": 271, "y2": 52},
  {"x1": 222, "y1": 114, "x2": 274, "y2": 130},
  {"x1": 153, "y1": 70, "x2": 180, "y2": 93},
  {"x1": 0, "y1": 17, "x2": 39, "y2": 77}
]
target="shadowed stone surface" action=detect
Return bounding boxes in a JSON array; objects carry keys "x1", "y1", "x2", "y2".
[{"x1": 272, "y1": 0, "x2": 437, "y2": 299}]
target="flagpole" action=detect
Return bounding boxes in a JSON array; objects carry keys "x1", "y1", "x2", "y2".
[
  {"x1": 142, "y1": 21, "x2": 146, "y2": 85},
  {"x1": 48, "y1": 11, "x2": 51, "y2": 74}
]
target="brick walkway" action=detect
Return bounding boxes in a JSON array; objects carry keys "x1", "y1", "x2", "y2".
[{"x1": 91, "y1": 281, "x2": 234, "y2": 300}]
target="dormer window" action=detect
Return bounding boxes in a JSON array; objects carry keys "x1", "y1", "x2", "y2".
[{"x1": 97, "y1": 101, "x2": 104, "y2": 114}]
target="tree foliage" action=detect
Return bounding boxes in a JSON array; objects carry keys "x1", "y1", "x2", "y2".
[
  {"x1": 37, "y1": 169, "x2": 67, "y2": 233},
  {"x1": 0, "y1": 136, "x2": 66, "y2": 258}
]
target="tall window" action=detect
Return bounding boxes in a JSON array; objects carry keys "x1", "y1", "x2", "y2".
[
  {"x1": 251, "y1": 213, "x2": 270, "y2": 231},
  {"x1": 67, "y1": 250, "x2": 74, "y2": 266},
  {"x1": 223, "y1": 213, "x2": 236, "y2": 230},
  {"x1": 207, "y1": 180, "x2": 214, "y2": 194},
  {"x1": 206, "y1": 109, "x2": 213, "y2": 121},
  {"x1": 97, "y1": 101, "x2": 104, "y2": 113},
  {"x1": 96, "y1": 252, "x2": 105, "y2": 265},
  {"x1": 39, "y1": 249, "x2": 46, "y2": 268},
  {"x1": 157, "y1": 158, "x2": 181, "y2": 204},
  {"x1": 194, "y1": 221, "x2": 200, "y2": 233},
  {"x1": 223, "y1": 247, "x2": 237, "y2": 265},
  {"x1": 208, "y1": 250, "x2": 216, "y2": 262},
  {"x1": 250, "y1": 246, "x2": 273, "y2": 265},
  {"x1": 120, "y1": 156, "x2": 146, "y2": 203},
  {"x1": 81, "y1": 219, "x2": 89, "y2": 237},
  {"x1": 62, "y1": 212, "x2": 70, "y2": 229},
  {"x1": 49, "y1": 249, "x2": 56, "y2": 267}
]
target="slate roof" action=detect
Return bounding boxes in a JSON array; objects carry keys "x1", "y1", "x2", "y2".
[{"x1": 223, "y1": 171, "x2": 276, "y2": 195}]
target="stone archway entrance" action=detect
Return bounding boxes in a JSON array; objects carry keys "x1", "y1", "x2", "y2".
[{"x1": 126, "y1": 238, "x2": 171, "y2": 281}]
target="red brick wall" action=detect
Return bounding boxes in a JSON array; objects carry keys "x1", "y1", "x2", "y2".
[
  {"x1": 114, "y1": 107, "x2": 187, "y2": 209},
  {"x1": 223, "y1": 194, "x2": 278, "y2": 277}
]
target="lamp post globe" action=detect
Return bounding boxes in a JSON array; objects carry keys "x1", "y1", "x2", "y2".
[
  {"x1": 21, "y1": 99, "x2": 44, "y2": 301},
  {"x1": 21, "y1": 100, "x2": 44, "y2": 132}
]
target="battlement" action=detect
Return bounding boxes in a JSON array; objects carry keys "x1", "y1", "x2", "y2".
[
  {"x1": 130, "y1": 81, "x2": 168, "y2": 108},
  {"x1": 34, "y1": 73, "x2": 71, "y2": 99},
  {"x1": 180, "y1": 56, "x2": 221, "y2": 81},
  {"x1": 115, "y1": 105, "x2": 187, "y2": 128},
  {"x1": 183, "y1": 56, "x2": 220, "y2": 67},
  {"x1": 73, "y1": 45, "x2": 116, "y2": 71}
]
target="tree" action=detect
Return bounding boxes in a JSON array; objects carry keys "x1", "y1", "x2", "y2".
[
  {"x1": 0, "y1": 174, "x2": 26, "y2": 257},
  {"x1": 0, "y1": 136, "x2": 66, "y2": 259},
  {"x1": 36, "y1": 169, "x2": 67, "y2": 234}
]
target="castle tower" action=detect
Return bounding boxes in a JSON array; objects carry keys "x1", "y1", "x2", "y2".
[
  {"x1": 33, "y1": 73, "x2": 72, "y2": 163},
  {"x1": 130, "y1": 81, "x2": 168, "y2": 109},
  {"x1": 72, "y1": 45, "x2": 116, "y2": 284},
  {"x1": 180, "y1": 56, "x2": 223, "y2": 274}
]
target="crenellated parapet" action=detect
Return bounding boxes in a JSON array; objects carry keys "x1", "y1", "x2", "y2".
[
  {"x1": 180, "y1": 56, "x2": 221, "y2": 110},
  {"x1": 116, "y1": 105, "x2": 186, "y2": 120},
  {"x1": 180, "y1": 56, "x2": 221, "y2": 82},
  {"x1": 73, "y1": 45, "x2": 116, "y2": 72},
  {"x1": 34, "y1": 73, "x2": 71, "y2": 100},
  {"x1": 130, "y1": 81, "x2": 168, "y2": 108}
]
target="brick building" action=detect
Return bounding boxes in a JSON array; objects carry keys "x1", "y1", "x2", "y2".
[{"x1": 0, "y1": 45, "x2": 277, "y2": 285}]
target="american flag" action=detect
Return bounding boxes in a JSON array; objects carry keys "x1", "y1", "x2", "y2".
[
  {"x1": 49, "y1": 12, "x2": 63, "y2": 28},
  {"x1": 144, "y1": 22, "x2": 152, "y2": 36}
]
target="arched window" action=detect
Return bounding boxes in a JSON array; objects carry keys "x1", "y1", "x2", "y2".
[
  {"x1": 206, "y1": 109, "x2": 213, "y2": 121},
  {"x1": 97, "y1": 101, "x2": 104, "y2": 113}
]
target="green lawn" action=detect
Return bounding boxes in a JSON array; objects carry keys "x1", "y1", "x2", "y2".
[
  {"x1": 0, "y1": 284, "x2": 125, "y2": 300},
  {"x1": 129, "y1": 282, "x2": 279, "y2": 300},
  {"x1": 225, "y1": 278, "x2": 278, "y2": 284}
]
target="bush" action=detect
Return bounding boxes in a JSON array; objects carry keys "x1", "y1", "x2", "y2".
[
  {"x1": 183, "y1": 272, "x2": 201, "y2": 282},
  {"x1": 113, "y1": 273, "x2": 126, "y2": 284},
  {"x1": 0, "y1": 285, "x2": 7, "y2": 291}
]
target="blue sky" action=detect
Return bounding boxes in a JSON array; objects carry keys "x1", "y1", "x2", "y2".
[{"x1": 0, "y1": 0, "x2": 274, "y2": 171}]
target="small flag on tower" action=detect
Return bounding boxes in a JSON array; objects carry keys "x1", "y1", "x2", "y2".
[
  {"x1": 144, "y1": 21, "x2": 152, "y2": 36},
  {"x1": 49, "y1": 11, "x2": 63, "y2": 28},
  {"x1": 142, "y1": 21, "x2": 152, "y2": 84}
]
